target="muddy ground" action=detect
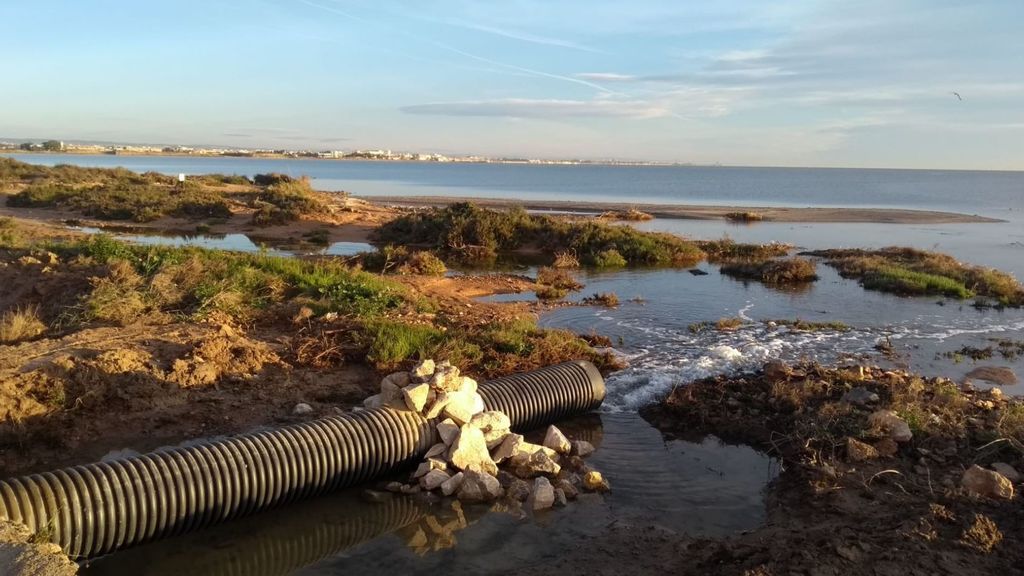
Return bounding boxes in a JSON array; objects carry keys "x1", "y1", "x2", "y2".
[{"x1": 522, "y1": 362, "x2": 1024, "y2": 576}]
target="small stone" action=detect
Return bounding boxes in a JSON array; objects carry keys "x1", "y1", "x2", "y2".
[
  {"x1": 510, "y1": 449, "x2": 561, "y2": 479},
  {"x1": 402, "y1": 383, "x2": 431, "y2": 413},
  {"x1": 436, "y1": 419, "x2": 460, "y2": 446},
  {"x1": 448, "y1": 425, "x2": 498, "y2": 476},
  {"x1": 429, "y1": 364, "x2": 462, "y2": 392},
  {"x1": 961, "y1": 465, "x2": 1014, "y2": 499},
  {"x1": 411, "y1": 359, "x2": 435, "y2": 380},
  {"x1": 469, "y1": 411, "x2": 511, "y2": 448},
  {"x1": 457, "y1": 470, "x2": 502, "y2": 502},
  {"x1": 382, "y1": 371, "x2": 411, "y2": 390},
  {"x1": 383, "y1": 481, "x2": 405, "y2": 493},
  {"x1": 362, "y1": 394, "x2": 383, "y2": 409},
  {"x1": 424, "y1": 393, "x2": 451, "y2": 419},
  {"x1": 846, "y1": 437, "x2": 879, "y2": 462},
  {"x1": 400, "y1": 483, "x2": 422, "y2": 494},
  {"x1": 506, "y1": 478, "x2": 531, "y2": 501},
  {"x1": 990, "y1": 387, "x2": 1003, "y2": 399},
  {"x1": 553, "y1": 488, "x2": 568, "y2": 507},
  {"x1": 543, "y1": 425, "x2": 572, "y2": 454},
  {"x1": 526, "y1": 477, "x2": 555, "y2": 511},
  {"x1": 869, "y1": 409, "x2": 913, "y2": 443},
  {"x1": 420, "y1": 469, "x2": 451, "y2": 491},
  {"x1": 442, "y1": 391, "x2": 479, "y2": 425},
  {"x1": 583, "y1": 470, "x2": 610, "y2": 492},
  {"x1": 440, "y1": 471, "x2": 464, "y2": 496},
  {"x1": 873, "y1": 438, "x2": 899, "y2": 458},
  {"x1": 975, "y1": 399, "x2": 996, "y2": 410},
  {"x1": 459, "y1": 376, "x2": 478, "y2": 395},
  {"x1": 292, "y1": 402, "x2": 314, "y2": 415},
  {"x1": 413, "y1": 458, "x2": 447, "y2": 479},
  {"x1": 424, "y1": 443, "x2": 447, "y2": 460},
  {"x1": 571, "y1": 440, "x2": 595, "y2": 457},
  {"x1": 492, "y1": 433, "x2": 523, "y2": 464},
  {"x1": 555, "y1": 478, "x2": 579, "y2": 500},
  {"x1": 841, "y1": 387, "x2": 880, "y2": 406},
  {"x1": 991, "y1": 462, "x2": 1021, "y2": 483}
]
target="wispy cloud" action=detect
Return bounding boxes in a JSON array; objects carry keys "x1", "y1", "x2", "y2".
[
  {"x1": 401, "y1": 98, "x2": 668, "y2": 119},
  {"x1": 420, "y1": 16, "x2": 606, "y2": 54}
]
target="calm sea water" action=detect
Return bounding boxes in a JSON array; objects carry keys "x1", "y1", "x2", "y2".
[{"x1": 5, "y1": 153, "x2": 1023, "y2": 219}]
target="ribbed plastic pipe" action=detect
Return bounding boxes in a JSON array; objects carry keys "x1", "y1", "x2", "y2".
[{"x1": 0, "y1": 361, "x2": 604, "y2": 559}]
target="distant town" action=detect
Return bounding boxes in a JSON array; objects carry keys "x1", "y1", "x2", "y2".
[{"x1": 0, "y1": 139, "x2": 702, "y2": 167}]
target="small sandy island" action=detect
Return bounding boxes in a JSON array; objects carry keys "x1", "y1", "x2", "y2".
[{"x1": 366, "y1": 195, "x2": 1004, "y2": 224}]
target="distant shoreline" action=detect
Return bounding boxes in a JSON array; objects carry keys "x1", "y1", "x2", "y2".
[{"x1": 362, "y1": 195, "x2": 1004, "y2": 224}]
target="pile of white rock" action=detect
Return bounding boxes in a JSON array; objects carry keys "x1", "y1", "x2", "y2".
[{"x1": 363, "y1": 359, "x2": 609, "y2": 511}]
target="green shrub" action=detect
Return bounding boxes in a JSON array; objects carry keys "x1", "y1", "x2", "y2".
[
  {"x1": 592, "y1": 249, "x2": 627, "y2": 268},
  {"x1": 365, "y1": 320, "x2": 442, "y2": 367},
  {"x1": 720, "y1": 257, "x2": 818, "y2": 284}
]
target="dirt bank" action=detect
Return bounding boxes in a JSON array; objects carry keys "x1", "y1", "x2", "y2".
[
  {"x1": 526, "y1": 362, "x2": 1024, "y2": 575},
  {"x1": 363, "y1": 195, "x2": 1003, "y2": 224}
]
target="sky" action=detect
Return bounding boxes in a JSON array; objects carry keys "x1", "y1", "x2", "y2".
[{"x1": 2, "y1": 0, "x2": 1023, "y2": 169}]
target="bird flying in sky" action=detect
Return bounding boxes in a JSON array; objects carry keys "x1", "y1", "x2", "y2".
[{"x1": 952, "y1": 91, "x2": 963, "y2": 101}]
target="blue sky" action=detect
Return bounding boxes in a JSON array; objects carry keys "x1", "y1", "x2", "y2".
[{"x1": 3, "y1": 0, "x2": 1023, "y2": 169}]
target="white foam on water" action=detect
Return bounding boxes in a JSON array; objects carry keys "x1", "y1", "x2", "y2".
[{"x1": 600, "y1": 321, "x2": 879, "y2": 412}]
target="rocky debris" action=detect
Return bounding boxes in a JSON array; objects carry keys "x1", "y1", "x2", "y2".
[
  {"x1": 411, "y1": 359, "x2": 435, "y2": 380},
  {"x1": 841, "y1": 387, "x2": 880, "y2": 406},
  {"x1": 457, "y1": 470, "x2": 503, "y2": 503},
  {"x1": 440, "y1": 472, "x2": 464, "y2": 496},
  {"x1": 436, "y1": 419, "x2": 460, "y2": 446},
  {"x1": 362, "y1": 359, "x2": 607, "y2": 512},
  {"x1": 292, "y1": 402, "x2": 314, "y2": 415},
  {"x1": 469, "y1": 411, "x2": 511, "y2": 448},
  {"x1": 555, "y1": 478, "x2": 579, "y2": 500},
  {"x1": 965, "y1": 366, "x2": 1018, "y2": 386},
  {"x1": 845, "y1": 437, "x2": 879, "y2": 462},
  {"x1": 571, "y1": 440, "x2": 595, "y2": 457},
  {"x1": 510, "y1": 449, "x2": 561, "y2": 479},
  {"x1": 448, "y1": 425, "x2": 498, "y2": 476},
  {"x1": 420, "y1": 469, "x2": 451, "y2": 491},
  {"x1": 543, "y1": 425, "x2": 572, "y2": 454},
  {"x1": 583, "y1": 470, "x2": 610, "y2": 492},
  {"x1": 961, "y1": 465, "x2": 1014, "y2": 499},
  {"x1": 991, "y1": 462, "x2": 1021, "y2": 483},
  {"x1": 402, "y1": 383, "x2": 431, "y2": 412},
  {"x1": 868, "y1": 409, "x2": 913, "y2": 443},
  {"x1": 527, "y1": 477, "x2": 556, "y2": 511}
]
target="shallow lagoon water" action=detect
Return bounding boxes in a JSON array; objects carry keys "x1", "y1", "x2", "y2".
[
  {"x1": 74, "y1": 226, "x2": 373, "y2": 257},
  {"x1": 82, "y1": 414, "x2": 778, "y2": 576}
]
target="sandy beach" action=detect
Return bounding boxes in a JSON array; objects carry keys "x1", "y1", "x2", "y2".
[{"x1": 365, "y1": 195, "x2": 1003, "y2": 224}]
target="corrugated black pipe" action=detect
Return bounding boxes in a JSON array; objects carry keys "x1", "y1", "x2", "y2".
[{"x1": 0, "y1": 360, "x2": 604, "y2": 559}]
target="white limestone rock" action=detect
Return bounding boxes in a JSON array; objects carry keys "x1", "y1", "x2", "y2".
[
  {"x1": 402, "y1": 383, "x2": 431, "y2": 413},
  {"x1": 526, "y1": 477, "x2": 555, "y2": 511},
  {"x1": 543, "y1": 425, "x2": 572, "y2": 454},
  {"x1": 448, "y1": 425, "x2": 498, "y2": 476}
]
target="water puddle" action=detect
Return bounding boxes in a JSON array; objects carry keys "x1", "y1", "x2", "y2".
[
  {"x1": 72, "y1": 226, "x2": 373, "y2": 257},
  {"x1": 81, "y1": 413, "x2": 777, "y2": 576}
]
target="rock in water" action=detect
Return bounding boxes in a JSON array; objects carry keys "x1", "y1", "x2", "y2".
[
  {"x1": 420, "y1": 469, "x2": 451, "y2": 491},
  {"x1": 510, "y1": 449, "x2": 561, "y2": 479},
  {"x1": 553, "y1": 488, "x2": 568, "y2": 507},
  {"x1": 448, "y1": 425, "x2": 498, "y2": 476},
  {"x1": 845, "y1": 437, "x2": 879, "y2": 462},
  {"x1": 411, "y1": 359, "x2": 436, "y2": 380},
  {"x1": 527, "y1": 477, "x2": 555, "y2": 511},
  {"x1": 505, "y1": 478, "x2": 532, "y2": 502},
  {"x1": 402, "y1": 383, "x2": 431, "y2": 413},
  {"x1": 555, "y1": 478, "x2": 579, "y2": 500},
  {"x1": 436, "y1": 419, "x2": 460, "y2": 446},
  {"x1": 583, "y1": 470, "x2": 610, "y2": 492},
  {"x1": 440, "y1": 472, "x2": 464, "y2": 496},
  {"x1": 543, "y1": 425, "x2": 572, "y2": 454},
  {"x1": 961, "y1": 465, "x2": 1014, "y2": 499},
  {"x1": 868, "y1": 409, "x2": 913, "y2": 443},
  {"x1": 571, "y1": 440, "x2": 595, "y2": 457},
  {"x1": 292, "y1": 402, "x2": 314, "y2": 415},
  {"x1": 457, "y1": 470, "x2": 502, "y2": 502}
]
